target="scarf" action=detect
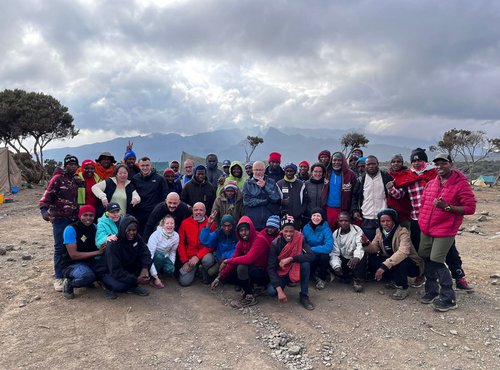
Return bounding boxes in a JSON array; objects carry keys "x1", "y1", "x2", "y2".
[
  {"x1": 95, "y1": 163, "x2": 115, "y2": 180},
  {"x1": 284, "y1": 176, "x2": 297, "y2": 183},
  {"x1": 392, "y1": 167, "x2": 437, "y2": 188},
  {"x1": 381, "y1": 226, "x2": 397, "y2": 256},
  {"x1": 277, "y1": 231, "x2": 304, "y2": 283}
]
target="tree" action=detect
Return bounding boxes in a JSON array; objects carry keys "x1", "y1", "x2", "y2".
[
  {"x1": 243, "y1": 135, "x2": 264, "y2": 162},
  {"x1": 430, "y1": 129, "x2": 500, "y2": 180},
  {"x1": 340, "y1": 132, "x2": 369, "y2": 155},
  {"x1": 0, "y1": 89, "x2": 78, "y2": 182}
]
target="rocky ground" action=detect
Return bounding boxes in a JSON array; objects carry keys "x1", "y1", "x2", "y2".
[{"x1": 0, "y1": 186, "x2": 499, "y2": 370}]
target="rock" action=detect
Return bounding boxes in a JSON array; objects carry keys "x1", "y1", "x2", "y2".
[
  {"x1": 22, "y1": 254, "x2": 32, "y2": 261},
  {"x1": 449, "y1": 330, "x2": 458, "y2": 335},
  {"x1": 0, "y1": 247, "x2": 6, "y2": 255},
  {"x1": 288, "y1": 346, "x2": 301, "y2": 355},
  {"x1": 480, "y1": 211, "x2": 489, "y2": 216},
  {"x1": 464, "y1": 346, "x2": 473, "y2": 352},
  {"x1": 6, "y1": 257, "x2": 16, "y2": 261},
  {"x1": 468, "y1": 225, "x2": 481, "y2": 233},
  {"x1": 5, "y1": 245, "x2": 15, "y2": 251},
  {"x1": 32, "y1": 295, "x2": 41, "y2": 301},
  {"x1": 491, "y1": 280, "x2": 498, "y2": 286},
  {"x1": 477, "y1": 215, "x2": 488, "y2": 222},
  {"x1": 490, "y1": 273, "x2": 500, "y2": 279}
]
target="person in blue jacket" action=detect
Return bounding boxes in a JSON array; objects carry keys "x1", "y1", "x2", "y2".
[
  {"x1": 95, "y1": 202, "x2": 122, "y2": 248},
  {"x1": 200, "y1": 211, "x2": 238, "y2": 279},
  {"x1": 302, "y1": 207, "x2": 334, "y2": 290}
]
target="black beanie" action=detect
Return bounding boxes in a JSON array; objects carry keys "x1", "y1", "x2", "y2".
[
  {"x1": 64, "y1": 154, "x2": 79, "y2": 167},
  {"x1": 410, "y1": 148, "x2": 428, "y2": 163}
]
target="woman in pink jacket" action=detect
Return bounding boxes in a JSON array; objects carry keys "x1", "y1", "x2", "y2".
[{"x1": 418, "y1": 153, "x2": 476, "y2": 312}]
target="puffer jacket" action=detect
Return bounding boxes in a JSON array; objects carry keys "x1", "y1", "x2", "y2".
[
  {"x1": 302, "y1": 221, "x2": 333, "y2": 255},
  {"x1": 418, "y1": 169, "x2": 476, "y2": 237}
]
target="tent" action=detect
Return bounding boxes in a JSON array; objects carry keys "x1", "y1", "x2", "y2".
[
  {"x1": 476, "y1": 175, "x2": 497, "y2": 186},
  {"x1": 471, "y1": 178, "x2": 487, "y2": 187},
  {"x1": 0, "y1": 148, "x2": 22, "y2": 193}
]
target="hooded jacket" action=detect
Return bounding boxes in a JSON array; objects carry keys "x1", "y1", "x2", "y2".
[
  {"x1": 39, "y1": 167, "x2": 80, "y2": 221},
  {"x1": 100, "y1": 215, "x2": 152, "y2": 285},
  {"x1": 211, "y1": 186, "x2": 244, "y2": 226},
  {"x1": 200, "y1": 214, "x2": 237, "y2": 261},
  {"x1": 177, "y1": 215, "x2": 213, "y2": 264},
  {"x1": 418, "y1": 169, "x2": 476, "y2": 238},
  {"x1": 242, "y1": 176, "x2": 281, "y2": 230},
  {"x1": 220, "y1": 216, "x2": 272, "y2": 279},
  {"x1": 320, "y1": 152, "x2": 356, "y2": 212},
  {"x1": 217, "y1": 161, "x2": 247, "y2": 194},
  {"x1": 181, "y1": 165, "x2": 216, "y2": 214},
  {"x1": 206, "y1": 153, "x2": 224, "y2": 188}
]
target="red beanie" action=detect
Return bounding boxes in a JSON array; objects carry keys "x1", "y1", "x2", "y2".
[
  {"x1": 163, "y1": 168, "x2": 175, "y2": 176},
  {"x1": 269, "y1": 152, "x2": 281, "y2": 163},
  {"x1": 78, "y1": 205, "x2": 96, "y2": 218},
  {"x1": 299, "y1": 160, "x2": 310, "y2": 169},
  {"x1": 81, "y1": 159, "x2": 96, "y2": 169}
]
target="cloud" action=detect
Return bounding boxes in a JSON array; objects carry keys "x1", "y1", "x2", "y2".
[{"x1": 1, "y1": 0, "x2": 499, "y2": 148}]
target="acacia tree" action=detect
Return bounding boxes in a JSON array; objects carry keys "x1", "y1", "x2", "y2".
[
  {"x1": 243, "y1": 135, "x2": 264, "y2": 162},
  {"x1": 0, "y1": 89, "x2": 78, "y2": 182},
  {"x1": 340, "y1": 132, "x2": 369, "y2": 155},
  {"x1": 430, "y1": 129, "x2": 500, "y2": 180}
]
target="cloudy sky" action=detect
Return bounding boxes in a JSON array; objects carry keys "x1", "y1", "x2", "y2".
[{"x1": 1, "y1": 0, "x2": 499, "y2": 149}]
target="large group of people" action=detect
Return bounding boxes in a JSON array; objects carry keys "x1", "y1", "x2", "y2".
[{"x1": 39, "y1": 145, "x2": 476, "y2": 312}]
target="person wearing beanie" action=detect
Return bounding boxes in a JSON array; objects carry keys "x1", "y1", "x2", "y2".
[
  {"x1": 350, "y1": 148, "x2": 364, "y2": 158},
  {"x1": 417, "y1": 153, "x2": 476, "y2": 311},
  {"x1": 276, "y1": 163, "x2": 307, "y2": 229},
  {"x1": 200, "y1": 212, "x2": 238, "y2": 280},
  {"x1": 169, "y1": 160, "x2": 182, "y2": 181},
  {"x1": 298, "y1": 160, "x2": 310, "y2": 182},
  {"x1": 205, "y1": 153, "x2": 224, "y2": 188},
  {"x1": 363, "y1": 208, "x2": 423, "y2": 301},
  {"x1": 245, "y1": 162, "x2": 254, "y2": 178},
  {"x1": 355, "y1": 157, "x2": 366, "y2": 180},
  {"x1": 259, "y1": 214, "x2": 280, "y2": 244},
  {"x1": 302, "y1": 208, "x2": 333, "y2": 290},
  {"x1": 321, "y1": 151, "x2": 357, "y2": 230},
  {"x1": 163, "y1": 168, "x2": 182, "y2": 196},
  {"x1": 265, "y1": 152, "x2": 285, "y2": 183},
  {"x1": 212, "y1": 180, "x2": 243, "y2": 226},
  {"x1": 39, "y1": 154, "x2": 81, "y2": 292},
  {"x1": 95, "y1": 152, "x2": 116, "y2": 180},
  {"x1": 330, "y1": 211, "x2": 368, "y2": 292},
  {"x1": 267, "y1": 214, "x2": 316, "y2": 310},
  {"x1": 76, "y1": 159, "x2": 101, "y2": 208},
  {"x1": 317, "y1": 150, "x2": 331, "y2": 168},
  {"x1": 348, "y1": 155, "x2": 359, "y2": 174},
  {"x1": 242, "y1": 161, "x2": 281, "y2": 231},
  {"x1": 123, "y1": 149, "x2": 140, "y2": 180},
  {"x1": 304, "y1": 163, "x2": 326, "y2": 221},
  {"x1": 386, "y1": 154, "x2": 412, "y2": 230},
  {"x1": 211, "y1": 216, "x2": 272, "y2": 308},
  {"x1": 61, "y1": 204, "x2": 102, "y2": 299},
  {"x1": 181, "y1": 164, "x2": 216, "y2": 214}
]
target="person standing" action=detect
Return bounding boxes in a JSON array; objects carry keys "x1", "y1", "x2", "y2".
[{"x1": 418, "y1": 153, "x2": 476, "y2": 312}]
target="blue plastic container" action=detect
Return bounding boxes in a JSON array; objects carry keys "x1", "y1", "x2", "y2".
[{"x1": 11, "y1": 186, "x2": 19, "y2": 194}]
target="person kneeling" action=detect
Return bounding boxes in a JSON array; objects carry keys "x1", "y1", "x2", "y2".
[
  {"x1": 98, "y1": 215, "x2": 152, "y2": 299},
  {"x1": 62, "y1": 205, "x2": 103, "y2": 299},
  {"x1": 267, "y1": 215, "x2": 315, "y2": 310},
  {"x1": 364, "y1": 208, "x2": 423, "y2": 300}
]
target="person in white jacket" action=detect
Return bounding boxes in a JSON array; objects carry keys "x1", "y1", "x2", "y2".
[
  {"x1": 330, "y1": 211, "x2": 369, "y2": 292},
  {"x1": 147, "y1": 215, "x2": 179, "y2": 288}
]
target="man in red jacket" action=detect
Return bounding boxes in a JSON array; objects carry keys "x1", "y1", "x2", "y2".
[
  {"x1": 418, "y1": 153, "x2": 476, "y2": 312},
  {"x1": 177, "y1": 202, "x2": 215, "y2": 286}
]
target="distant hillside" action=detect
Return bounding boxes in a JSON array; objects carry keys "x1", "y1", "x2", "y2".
[{"x1": 45, "y1": 127, "x2": 438, "y2": 164}]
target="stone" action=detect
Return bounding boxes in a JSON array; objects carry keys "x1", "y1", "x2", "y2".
[
  {"x1": 477, "y1": 215, "x2": 488, "y2": 222},
  {"x1": 22, "y1": 254, "x2": 32, "y2": 261},
  {"x1": 480, "y1": 211, "x2": 489, "y2": 216},
  {"x1": 6, "y1": 257, "x2": 16, "y2": 262},
  {"x1": 464, "y1": 346, "x2": 472, "y2": 352},
  {"x1": 449, "y1": 330, "x2": 458, "y2": 335},
  {"x1": 5, "y1": 245, "x2": 15, "y2": 251},
  {"x1": 288, "y1": 346, "x2": 301, "y2": 355},
  {"x1": 491, "y1": 280, "x2": 498, "y2": 286},
  {"x1": 0, "y1": 247, "x2": 6, "y2": 255},
  {"x1": 490, "y1": 273, "x2": 500, "y2": 279},
  {"x1": 468, "y1": 225, "x2": 480, "y2": 233}
]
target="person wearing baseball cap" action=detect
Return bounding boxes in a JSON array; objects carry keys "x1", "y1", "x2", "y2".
[
  {"x1": 39, "y1": 154, "x2": 81, "y2": 292},
  {"x1": 96, "y1": 202, "x2": 122, "y2": 249}
]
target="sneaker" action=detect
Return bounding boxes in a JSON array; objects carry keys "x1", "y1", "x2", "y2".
[
  {"x1": 315, "y1": 278, "x2": 326, "y2": 290},
  {"x1": 353, "y1": 280, "x2": 364, "y2": 293},
  {"x1": 432, "y1": 298, "x2": 458, "y2": 312},
  {"x1": 300, "y1": 296, "x2": 315, "y2": 311},
  {"x1": 455, "y1": 277, "x2": 473, "y2": 291},
  {"x1": 126, "y1": 286, "x2": 149, "y2": 296},
  {"x1": 105, "y1": 289, "x2": 118, "y2": 300},
  {"x1": 62, "y1": 279, "x2": 74, "y2": 299},
  {"x1": 230, "y1": 294, "x2": 257, "y2": 309},
  {"x1": 411, "y1": 275, "x2": 426, "y2": 288},
  {"x1": 384, "y1": 281, "x2": 399, "y2": 290},
  {"x1": 53, "y1": 278, "x2": 64, "y2": 292},
  {"x1": 420, "y1": 292, "x2": 438, "y2": 304},
  {"x1": 391, "y1": 288, "x2": 409, "y2": 300}
]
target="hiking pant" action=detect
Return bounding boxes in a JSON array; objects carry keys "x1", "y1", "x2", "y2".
[
  {"x1": 368, "y1": 254, "x2": 419, "y2": 289},
  {"x1": 311, "y1": 253, "x2": 330, "y2": 281},
  {"x1": 178, "y1": 253, "x2": 215, "y2": 287},
  {"x1": 152, "y1": 251, "x2": 175, "y2": 276},
  {"x1": 101, "y1": 274, "x2": 137, "y2": 293},
  {"x1": 267, "y1": 262, "x2": 311, "y2": 298},
  {"x1": 225, "y1": 265, "x2": 269, "y2": 295},
  {"x1": 333, "y1": 255, "x2": 367, "y2": 282}
]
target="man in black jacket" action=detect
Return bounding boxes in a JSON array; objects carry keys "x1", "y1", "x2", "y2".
[
  {"x1": 181, "y1": 164, "x2": 216, "y2": 214},
  {"x1": 132, "y1": 157, "x2": 168, "y2": 235}
]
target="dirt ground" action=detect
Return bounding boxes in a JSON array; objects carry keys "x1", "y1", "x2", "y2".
[{"x1": 0, "y1": 186, "x2": 499, "y2": 370}]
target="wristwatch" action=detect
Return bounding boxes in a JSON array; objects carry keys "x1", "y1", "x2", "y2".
[{"x1": 444, "y1": 205, "x2": 451, "y2": 212}]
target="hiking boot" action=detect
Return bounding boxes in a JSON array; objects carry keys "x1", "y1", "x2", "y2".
[
  {"x1": 420, "y1": 292, "x2": 438, "y2": 304},
  {"x1": 53, "y1": 278, "x2": 64, "y2": 292},
  {"x1": 411, "y1": 275, "x2": 426, "y2": 288},
  {"x1": 315, "y1": 278, "x2": 326, "y2": 290},
  {"x1": 353, "y1": 280, "x2": 364, "y2": 293},
  {"x1": 455, "y1": 277, "x2": 473, "y2": 291},
  {"x1": 384, "y1": 281, "x2": 399, "y2": 290},
  {"x1": 230, "y1": 294, "x2": 257, "y2": 309},
  {"x1": 391, "y1": 288, "x2": 409, "y2": 300},
  {"x1": 62, "y1": 279, "x2": 74, "y2": 299},
  {"x1": 432, "y1": 298, "x2": 458, "y2": 312},
  {"x1": 126, "y1": 286, "x2": 149, "y2": 296},
  {"x1": 105, "y1": 289, "x2": 118, "y2": 300},
  {"x1": 201, "y1": 268, "x2": 211, "y2": 285},
  {"x1": 300, "y1": 295, "x2": 315, "y2": 311}
]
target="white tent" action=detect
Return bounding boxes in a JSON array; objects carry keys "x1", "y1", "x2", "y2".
[{"x1": 0, "y1": 148, "x2": 22, "y2": 193}]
